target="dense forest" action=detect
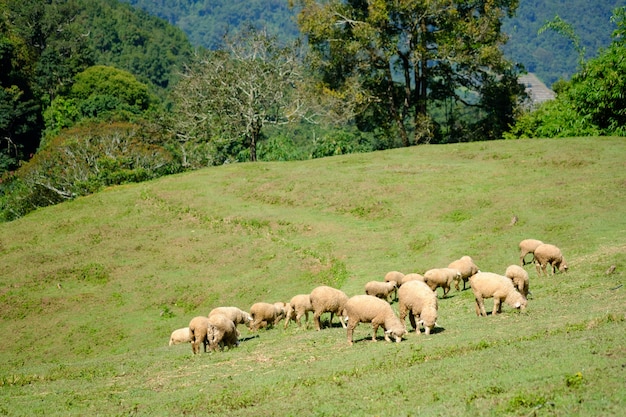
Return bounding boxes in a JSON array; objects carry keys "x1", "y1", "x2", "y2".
[
  {"x1": 122, "y1": 0, "x2": 621, "y2": 86},
  {"x1": 1, "y1": 0, "x2": 624, "y2": 221}
]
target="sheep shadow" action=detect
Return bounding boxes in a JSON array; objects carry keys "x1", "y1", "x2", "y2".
[{"x1": 239, "y1": 335, "x2": 260, "y2": 343}]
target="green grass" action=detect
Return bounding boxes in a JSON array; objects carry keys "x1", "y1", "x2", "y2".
[{"x1": 1, "y1": 137, "x2": 625, "y2": 416}]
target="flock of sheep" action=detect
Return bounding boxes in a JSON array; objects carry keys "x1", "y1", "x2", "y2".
[{"x1": 169, "y1": 239, "x2": 568, "y2": 352}]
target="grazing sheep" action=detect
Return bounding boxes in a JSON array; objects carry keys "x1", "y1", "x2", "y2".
[
  {"x1": 169, "y1": 327, "x2": 191, "y2": 346},
  {"x1": 398, "y1": 280, "x2": 438, "y2": 335},
  {"x1": 208, "y1": 306, "x2": 252, "y2": 328},
  {"x1": 249, "y1": 302, "x2": 287, "y2": 331},
  {"x1": 343, "y1": 295, "x2": 407, "y2": 346},
  {"x1": 534, "y1": 243, "x2": 568, "y2": 276},
  {"x1": 207, "y1": 313, "x2": 240, "y2": 351},
  {"x1": 365, "y1": 280, "x2": 398, "y2": 302},
  {"x1": 400, "y1": 273, "x2": 425, "y2": 285},
  {"x1": 469, "y1": 272, "x2": 527, "y2": 317},
  {"x1": 384, "y1": 271, "x2": 405, "y2": 287},
  {"x1": 309, "y1": 285, "x2": 349, "y2": 331},
  {"x1": 448, "y1": 256, "x2": 480, "y2": 290},
  {"x1": 423, "y1": 267, "x2": 462, "y2": 297},
  {"x1": 519, "y1": 239, "x2": 544, "y2": 266},
  {"x1": 504, "y1": 265, "x2": 530, "y2": 297},
  {"x1": 189, "y1": 316, "x2": 211, "y2": 354},
  {"x1": 284, "y1": 294, "x2": 314, "y2": 329}
]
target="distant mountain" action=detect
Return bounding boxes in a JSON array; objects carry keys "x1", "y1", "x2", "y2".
[{"x1": 121, "y1": 0, "x2": 621, "y2": 87}]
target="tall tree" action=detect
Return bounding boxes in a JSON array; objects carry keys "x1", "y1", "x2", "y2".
[
  {"x1": 169, "y1": 28, "x2": 309, "y2": 165},
  {"x1": 292, "y1": 0, "x2": 523, "y2": 144}
]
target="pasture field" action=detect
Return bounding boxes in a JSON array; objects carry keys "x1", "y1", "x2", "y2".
[{"x1": 1, "y1": 137, "x2": 625, "y2": 416}]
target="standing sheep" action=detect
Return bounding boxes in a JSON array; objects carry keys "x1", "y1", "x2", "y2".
[
  {"x1": 284, "y1": 294, "x2": 314, "y2": 329},
  {"x1": 534, "y1": 243, "x2": 568, "y2": 276},
  {"x1": 448, "y1": 255, "x2": 480, "y2": 291},
  {"x1": 364, "y1": 280, "x2": 398, "y2": 302},
  {"x1": 343, "y1": 295, "x2": 407, "y2": 345},
  {"x1": 423, "y1": 267, "x2": 462, "y2": 297},
  {"x1": 207, "y1": 313, "x2": 240, "y2": 351},
  {"x1": 309, "y1": 285, "x2": 349, "y2": 331},
  {"x1": 469, "y1": 272, "x2": 527, "y2": 317},
  {"x1": 400, "y1": 273, "x2": 425, "y2": 285},
  {"x1": 168, "y1": 327, "x2": 191, "y2": 346},
  {"x1": 519, "y1": 239, "x2": 544, "y2": 266},
  {"x1": 398, "y1": 280, "x2": 438, "y2": 335},
  {"x1": 208, "y1": 306, "x2": 252, "y2": 328},
  {"x1": 504, "y1": 265, "x2": 530, "y2": 297},
  {"x1": 384, "y1": 271, "x2": 405, "y2": 287},
  {"x1": 249, "y1": 302, "x2": 287, "y2": 331},
  {"x1": 188, "y1": 316, "x2": 211, "y2": 354}
]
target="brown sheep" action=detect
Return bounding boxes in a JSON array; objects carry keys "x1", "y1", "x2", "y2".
[
  {"x1": 188, "y1": 316, "x2": 211, "y2": 354},
  {"x1": 284, "y1": 294, "x2": 314, "y2": 329},
  {"x1": 384, "y1": 271, "x2": 405, "y2": 287},
  {"x1": 469, "y1": 272, "x2": 527, "y2": 317},
  {"x1": 504, "y1": 265, "x2": 530, "y2": 297},
  {"x1": 423, "y1": 267, "x2": 462, "y2": 297},
  {"x1": 208, "y1": 306, "x2": 252, "y2": 328},
  {"x1": 448, "y1": 255, "x2": 480, "y2": 290},
  {"x1": 249, "y1": 302, "x2": 287, "y2": 331},
  {"x1": 344, "y1": 295, "x2": 407, "y2": 345},
  {"x1": 207, "y1": 313, "x2": 240, "y2": 351},
  {"x1": 400, "y1": 273, "x2": 425, "y2": 285},
  {"x1": 309, "y1": 285, "x2": 349, "y2": 331},
  {"x1": 364, "y1": 280, "x2": 398, "y2": 302},
  {"x1": 168, "y1": 327, "x2": 191, "y2": 346},
  {"x1": 398, "y1": 280, "x2": 438, "y2": 335},
  {"x1": 519, "y1": 239, "x2": 544, "y2": 266},
  {"x1": 534, "y1": 243, "x2": 568, "y2": 276}
]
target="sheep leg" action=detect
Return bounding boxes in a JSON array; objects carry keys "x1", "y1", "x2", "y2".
[
  {"x1": 372, "y1": 323, "x2": 380, "y2": 342},
  {"x1": 475, "y1": 296, "x2": 487, "y2": 317},
  {"x1": 493, "y1": 298, "x2": 502, "y2": 315},
  {"x1": 346, "y1": 321, "x2": 357, "y2": 345},
  {"x1": 314, "y1": 312, "x2": 322, "y2": 331},
  {"x1": 409, "y1": 314, "x2": 418, "y2": 332}
]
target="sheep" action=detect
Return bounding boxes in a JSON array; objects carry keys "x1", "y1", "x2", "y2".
[
  {"x1": 519, "y1": 239, "x2": 544, "y2": 266},
  {"x1": 168, "y1": 327, "x2": 191, "y2": 346},
  {"x1": 504, "y1": 264, "x2": 530, "y2": 297},
  {"x1": 448, "y1": 255, "x2": 480, "y2": 291},
  {"x1": 397, "y1": 280, "x2": 438, "y2": 335},
  {"x1": 364, "y1": 280, "x2": 397, "y2": 302},
  {"x1": 343, "y1": 295, "x2": 407, "y2": 346},
  {"x1": 400, "y1": 273, "x2": 425, "y2": 285},
  {"x1": 208, "y1": 306, "x2": 252, "y2": 327},
  {"x1": 207, "y1": 313, "x2": 240, "y2": 351},
  {"x1": 384, "y1": 270, "x2": 405, "y2": 287},
  {"x1": 469, "y1": 272, "x2": 527, "y2": 317},
  {"x1": 249, "y1": 302, "x2": 287, "y2": 331},
  {"x1": 534, "y1": 243, "x2": 568, "y2": 276},
  {"x1": 188, "y1": 316, "x2": 211, "y2": 354},
  {"x1": 423, "y1": 267, "x2": 462, "y2": 297},
  {"x1": 284, "y1": 294, "x2": 314, "y2": 329},
  {"x1": 309, "y1": 285, "x2": 349, "y2": 331}
]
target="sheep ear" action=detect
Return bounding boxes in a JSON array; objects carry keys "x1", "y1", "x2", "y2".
[{"x1": 515, "y1": 302, "x2": 521, "y2": 308}]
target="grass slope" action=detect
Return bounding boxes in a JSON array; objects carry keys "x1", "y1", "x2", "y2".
[{"x1": 1, "y1": 137, "x2": 625, "y2": 416}]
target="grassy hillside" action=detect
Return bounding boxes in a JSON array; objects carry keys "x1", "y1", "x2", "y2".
[{"x1": 1, "y1": 137, "x2": 625, "y2": 416}]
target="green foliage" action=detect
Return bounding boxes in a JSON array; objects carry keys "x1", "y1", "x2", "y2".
[
  {"x1": 0, "y1": 122, "x2": 177, "y2": 220},
  {"x1": 506, "y1": 7, "x2": 626, "y2": 139}
]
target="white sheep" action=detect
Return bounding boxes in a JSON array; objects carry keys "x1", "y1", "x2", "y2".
[
  {"x1": 309, "y1": 285, "x2": 349, "y2": 331},
  {"x1": 469, "y1": 272, "x2": 527, "y2": 317},
  {"x1": 519, "y1": 238, "x2": 544, "y2": 266},
  {"x1": 448, "y1": 255, "x2": 480, "y2": 290},
  {"x1": 400, "y1": 273, "x2": 425, "y2": 285},
  {"x1": 423, "y1": 267, "x2": 462, "y2": 297},
  {"x1": 284, "y1": 294, "x2": 314, "y2": 329},
  {"x1": 364, "y1": 280, "x2": 398, "y2": 302},
  {"x1": 504, "y1": 264, "x2": 530, "y2": 297},
  {"x1": 384, "y1": 270, "x2": 405, "y2": 287},
  {"x1": 534, "y1": 243, "x2": 568, "y2": 276},
  {"x1": 168, "y1": 327, "x2": 191, "y2": 346},
  {"x1": 188, "y1": 316, "x2": 211, "y2": 354},
  {"x1": 208, "y1": 306, "x2": 252, "y2": 328},
  {"x1": 343, "y1": 295, "x2": 407, "y2": 346},
  {"x1": 397, "y1": 280, "x2": 438, "y2": 335},
  {"x1": 249, "y1": 302, "x2": 287, "y2": 331},
  {"x1": 207, "y1": 313, "x2": 240, "y2": 351}
]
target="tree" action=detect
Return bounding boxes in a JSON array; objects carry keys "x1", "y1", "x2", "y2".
[
  {"x1": 291, "y1": 0, "x2": 524, "y2": 144},
  {"x1": 169, "y1": 28, "x2": 309, "y2": 165}
]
